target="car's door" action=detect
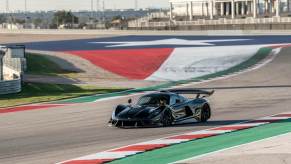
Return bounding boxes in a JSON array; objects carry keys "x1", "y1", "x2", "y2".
[{"x1": 170, "y1": 95, "x2": 187, "y2": 119}]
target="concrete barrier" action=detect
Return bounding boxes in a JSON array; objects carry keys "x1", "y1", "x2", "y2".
[
  {"x1": 0, "y1": 45, "x2": 25, "y2": 95},
  {"x1": 0, "y1": 78, "x2": 21, "y2": 95},
  {"x1": 3, "y1": 29, "x2": 291, "y2": 36}
]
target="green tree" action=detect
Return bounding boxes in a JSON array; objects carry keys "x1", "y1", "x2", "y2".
[
  {"x1": 0, "y1": 14, "x2": 7, "y2": 24},
  {"x1": 14, "y1": 18, "x2": 25, "y2": 24},
  {"x1": 111, "y1": 15, "x2": 123, "y2": 21},
  {"x1": 33, "y1": 18, "x2": 43, "y2": 27},
  {"x1": 52, "y1": 10, "x2": 79, "y2": 27}
]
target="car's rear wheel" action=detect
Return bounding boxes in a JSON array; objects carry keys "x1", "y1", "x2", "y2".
[
  {"x1": 161, "y1": 109, "x2": 173, "y2": 127},
  {"x1": 200, "y1": 104, "x2": 211, "y2": 122}
]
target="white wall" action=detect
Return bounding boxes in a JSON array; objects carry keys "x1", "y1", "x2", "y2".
[
  {"x1": 173, "y1": 3, "x2": 209, "y2": 16},
  {"x1": 3, "y1": 66, "x2": 20, "y2": 80}
]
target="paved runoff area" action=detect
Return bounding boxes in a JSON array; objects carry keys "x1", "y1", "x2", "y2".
[
  {"x1": 180, "y1": 132, "x2": 291, "y2": 164},
  {"x1": 20, "y1": 35, "x2": 291, "y2": 81}
]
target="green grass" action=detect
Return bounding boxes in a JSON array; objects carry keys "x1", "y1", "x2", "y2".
[
  {"x1": 0, "y1": 53, "x2": 127, "y2": 108},
  {"x1": 26, "y1": 53, "x2": 73, "y2": 75},
  {"x1": 0, "y1": 82, "x2": 126, "y2": 108}
]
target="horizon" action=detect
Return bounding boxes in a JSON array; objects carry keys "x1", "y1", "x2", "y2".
[{"x1": 0, "y1": 0, "x2": 169, "y2": 12}]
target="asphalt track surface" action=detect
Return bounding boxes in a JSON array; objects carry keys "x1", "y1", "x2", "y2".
[{"x1": 1, "y1": 47, "x2": 291, "y2": 164}]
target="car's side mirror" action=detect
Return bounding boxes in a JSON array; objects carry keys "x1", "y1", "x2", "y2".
[
  {"x1": 128, "y1": 99, "x2": 132, "y2": 104},
  {"x1": 176, "y1": 99, "x2": 181, "y2": 104}
]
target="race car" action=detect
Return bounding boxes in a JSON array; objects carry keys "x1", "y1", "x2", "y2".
[{"x1": 109, "y1": 88, "x2": 214, "y2": 127}]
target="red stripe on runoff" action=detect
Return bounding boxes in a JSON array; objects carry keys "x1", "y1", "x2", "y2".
[
  {"x1": 0, "y1": 104, "x2": 64, "y2": 114},
  {"x1": 272, "y1": 114, "x2": 291, "y2": 117},
  {"x1": 65, "y1": 48, "x2": 174, "y2": 79},
  {"x1": 248, "y1": 119, "x2": 282, "y2": 123},
  {"x1": 167, "y1": 134, "x2": 215, "y2": 140},
  {"x1": 269, "y1": 44, "x2": 291, "y2": 49},
  {"x1": 63, "y1": 159, "x2": 113, "y2": 164},
  {"x1": 111, "y1": 144, "x2": 167, "y2": 152},
  {"x1": 212, "y1": 125, "x2": 253, "y2": 131}
]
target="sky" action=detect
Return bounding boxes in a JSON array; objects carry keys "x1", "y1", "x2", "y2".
[{"x1": 0, "y1": 0, "x2": 169, "y2": 12}]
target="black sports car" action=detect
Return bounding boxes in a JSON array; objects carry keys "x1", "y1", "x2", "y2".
[{"x1": 109, "y1": 89, "x2": 214, "y2": 127}]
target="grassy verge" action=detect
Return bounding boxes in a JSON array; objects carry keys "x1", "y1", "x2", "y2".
[
  {"x1": 0, "y1": 52, "x2": 128, "y2": 108},
  {"x1": 0, "y1": 82, "x2": 126, "y2": 108},
  {"x1": 26, "y1": 53, "x2": 69, "y2": 75}
]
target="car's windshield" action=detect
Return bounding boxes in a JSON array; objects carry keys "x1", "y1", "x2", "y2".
[{"x1": 137, "y1": 94, "x2": 170, "y2": 106}]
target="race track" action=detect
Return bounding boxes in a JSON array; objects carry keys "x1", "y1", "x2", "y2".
[{"x1": 1, "y1": 42, "x2": 291, "y2": 164}]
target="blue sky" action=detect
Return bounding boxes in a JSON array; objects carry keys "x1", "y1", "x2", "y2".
[{"x1": 0, "y1": 0, "x2": 169, "y2": 12}]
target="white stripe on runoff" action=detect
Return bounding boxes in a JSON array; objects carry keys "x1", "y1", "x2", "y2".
[
  {"x1": 136, "y1": 139, "x2": 190, "y2": 145},
  {"x1": 73, "y1": 151, "x2": 140, "y2": 160},
  {"x1": 171, "y1": 47, "x2": 281, "y2": 89},
  {"x1": 90, "y1": 38, "x2": 253, "y2": 47},
  {"x1": 219, "y1": 122, "x2": 268, "y2": 127},
  {"x1": 146, "y1": 44, "x2": 287, "y2": 82},
  {"x1": 280, "y1": 112, "x2": 291, "y2": 115},
  {"x1": 146, "y1": 45, "x2": 264, "y2": 81},
  {"x1": 185, "y1": 130, "x2": 233, "y2": 135},
  {"x1": 256, "y1": 116, "x2": 290, "y2": 120}
]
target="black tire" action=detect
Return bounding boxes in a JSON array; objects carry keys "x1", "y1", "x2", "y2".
[
  {"x1": 161, "y1": 109, "x2": 173, "y2": 127},
  {"x1": 200, "y1": 104, "x2": 211, "y2": 122}
]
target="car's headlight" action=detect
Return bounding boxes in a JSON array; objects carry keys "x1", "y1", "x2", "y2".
[{"x1": 112, "y1": 111, "x2": 116, "y2": 119}]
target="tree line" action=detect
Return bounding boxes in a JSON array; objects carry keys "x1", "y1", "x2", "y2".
[{"x1": 0, "y1": 10, "x2": 130, "y2": 29}]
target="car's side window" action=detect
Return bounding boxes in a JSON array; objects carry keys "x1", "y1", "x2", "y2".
[
  {"x1": 169, "y1": 96, "x2": 175, "y2": 105},
  {"x1": 170, "y1": 95, "x2": 181, "y2": 105},
  {"x1": 179, "y1": 95, "x2": 187, "y2": 102}
]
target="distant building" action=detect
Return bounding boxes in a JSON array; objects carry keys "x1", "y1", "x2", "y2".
[
  {"x1": 1, "y1": 23, "x2": 24, "y2": 30},
  {"x1": 149, "y1": 11, "x2": 169, "y2": 19},
  {"x1": 58, "y1": 24, "x2": 79, "y2": 29},
  {"x1": 169, "y1": 0, "x2": 288, "y2": 20},
  {"x1": 82, "y1": 22, "x2": 106, "y2": 29},
  {"x1": 24, "y1": 23, "x2": 37, "y2": 29}
]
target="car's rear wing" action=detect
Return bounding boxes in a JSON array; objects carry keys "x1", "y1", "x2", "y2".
[{"x1": 165, "y1": 88, "x2": 215, "y2": 98}]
